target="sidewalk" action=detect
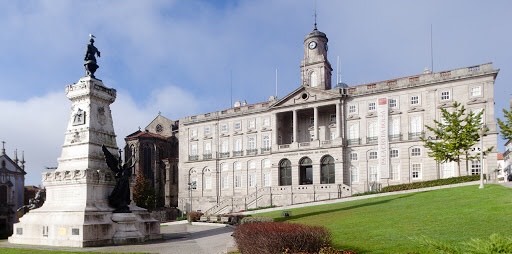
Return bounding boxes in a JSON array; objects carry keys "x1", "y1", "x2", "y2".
[{"x1": 0, "y1": 221, "x2": 236, "y2": 254}]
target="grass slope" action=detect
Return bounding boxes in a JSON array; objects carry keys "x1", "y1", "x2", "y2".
[{"x1": 259, "y1": 184, "x2": 512, "y2": 254}]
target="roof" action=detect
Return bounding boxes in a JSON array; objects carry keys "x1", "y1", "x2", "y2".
[
  {"x1": 125, "y1": 130, "x2": 168, "y2": 141},
  {"x1": 497, "y1": 153, "x2": 504, "y2": 160}
]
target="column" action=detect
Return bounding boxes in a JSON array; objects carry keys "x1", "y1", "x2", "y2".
[
  {"x1": 293, "y1": 110, "x2": 297, "y2": 143},
  {"x1": 272, "y1": 113, "x2": 278, "y2": 145},
  {"x1": 336, "y1": 102, "x2": 341, "y2": 139},
  {"x1": 313, "y1": 107, "x2": 318, "y2": 140}
]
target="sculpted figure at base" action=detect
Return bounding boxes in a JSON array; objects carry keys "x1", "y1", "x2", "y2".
[
  {"x1": 17, "y1": 189, "x2": 46, "y2": 219},
  {"x1": 84, "y1": 34, "x2": 101, "y2": 78},
  {"x1": 102, "y1": 145, "x2": 135, "y2": 213}
]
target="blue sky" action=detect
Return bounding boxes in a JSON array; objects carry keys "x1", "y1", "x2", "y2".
[{"x1": 1, "y1": 0, "x2": 511, "y2": 185}]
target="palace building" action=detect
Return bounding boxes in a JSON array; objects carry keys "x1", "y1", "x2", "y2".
[{"x1": 136, "y1": 25, "x2": 499, "y2": 215}]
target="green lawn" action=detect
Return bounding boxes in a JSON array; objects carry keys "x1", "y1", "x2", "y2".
[{"x1": 258, "y1": 184, "x2": 512, "y2": 254}]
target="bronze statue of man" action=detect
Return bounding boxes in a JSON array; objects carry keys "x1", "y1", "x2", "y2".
[{"x1": 84, "y1": 35, "x2": 101, "y2": 78}]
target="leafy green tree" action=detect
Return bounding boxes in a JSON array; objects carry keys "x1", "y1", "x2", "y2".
[
  {"x1": 421, "y1": 102, "x2": 487, "y2": 176},
  {"x1": 497, "y1": 107, "x2": 512, "y2": 140},
  {"x1": 132, "y1": 172, "x2": 156, "y2": 210}
]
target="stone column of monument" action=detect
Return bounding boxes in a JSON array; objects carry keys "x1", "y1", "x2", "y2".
[{"x1": 9, "y1": 36, "x2": 161, "y2": 247}]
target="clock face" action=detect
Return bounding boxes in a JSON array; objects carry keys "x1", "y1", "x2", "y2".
[{"x1": 308, "y1": 41, "x2": 317, "y2": 49}]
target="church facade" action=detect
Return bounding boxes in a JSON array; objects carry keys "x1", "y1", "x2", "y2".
[
  {"x1": 176, "y1": 26, "x2": 499, "y2": 214},
  {"x1": 0, "y1": 143, "x2": 26, "y2": 238}
]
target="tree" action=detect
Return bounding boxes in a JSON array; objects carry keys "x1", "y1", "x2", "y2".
[
  {"x1": 421, "y1": 102, "x2": 487, "y2": 176},
  {"x1": 497, "y1": 107, "x2": 512, "y2": 140},
  {"x1": 132, "y1": 172, "x2": 156, "y2": 210}
]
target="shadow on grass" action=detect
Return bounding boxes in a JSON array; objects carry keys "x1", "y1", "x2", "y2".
[{"x1": 274, "y1": 193, "x2": 418, "y2": 222}]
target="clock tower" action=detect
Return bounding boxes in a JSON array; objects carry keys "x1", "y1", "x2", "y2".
[{"x1": 301, "y1": 25, "x2": 332, "y2": 90}]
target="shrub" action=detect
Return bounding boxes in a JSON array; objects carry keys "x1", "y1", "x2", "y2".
[
  {"x1": 240, "y1": 216, "x2": 274, "y2": 224},
  {"x1": 420, "y1": 233, "x2": 512, "y2": 254},
  {"x1": 233, "y1": 222, "x2": 331, "y2": 254},
  {"x1": 381, "y1": 175, "x2": 480, "y2": 193},
  {"x1": 187, "y1": 211, "x2": 203, "y2": 222}
]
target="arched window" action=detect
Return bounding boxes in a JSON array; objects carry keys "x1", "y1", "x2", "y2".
[
  {"x1": 203, "y1": 167, "x2": 212, "y2": 190},
  {"x1": 143, "y1": 145, "x2": 154, "y2": 183},
  {"x1": 320, "y1": 155, "x2": 335, "y2": 184},
  {"x1": 310, "y1": 71, "x2": 318, "y2": 87},
  {"x1": 299, "y1": 157, "x2": 313, "y2": 185},
  {"x1": 279, "y1": 159, "x2": 292, "y2": 186},
  {"x1": 189, "y1": 168, "x2": 198, "y2": 190}
]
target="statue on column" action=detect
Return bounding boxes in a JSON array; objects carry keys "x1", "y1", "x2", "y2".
[{"x1": 84, "y1": 34, "x2": 101, "y2": 78}]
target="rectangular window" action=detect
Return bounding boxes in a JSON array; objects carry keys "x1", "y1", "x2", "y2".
[
  {"x1": 262, "y1": 117, "x2": 270, "y2": 127},
  {"x1": 368, "y1": 121, "x2": 378, "y2": 138},
  {"x1": 349, "y1": 104, "x2": 357, "y2": 114},
  {"x1": 330, "y1": 131, "x2": 336, "y2": 141},
  {"x1": 441, "y1": 91, "x2": 451, "y2": 101},
  {"x1": 471, "y1": 160, "x2": 481, "y2": 175},
  {"x1": 369, "y1": 165, "x2": 378, "y2": 181},
  {"x1": 369, "y1": 151, "x2": 378, "y2": 160},
  {"x1": 204, "y1": 126, "x2": 211, "y2": 136},
  {"x1": 368, "y1": 102, "x2": 376, "y2": 111},
  {"x1": 389, "y1": 117, "x2": 400, "y2": 135},
  {"x1": 470, "y1": 86, "x2": 482, "y2": 97},
  {"x1": 471, "y1": 108, "x2": 484, "y2": 125},
  {"x1": 441, "y1": 162, "x2": 454, "y2": 178},
  {"x1": 390, "y1": 164, "x2": 400, "y2": 180},
  {"x1": 234, "y1": 139, "x2": 242, "y2": 152},
  {"x1": 412, "y1": 163, "x2": 421, "y2": 179},
  {"x1": 411, "y1": 147, "x2": 421, "y2": 156},
  {"x1": 350, "y1": 152, "x2": 358, "y2": 161},
  {"x1": 410, "y1": 115, "x2": 423, "y2": 133},
  {"x1": 221, "y1": 124, "x2": 228, "y2": 133},
  {"x1": 234, "y1": 122, "x2": 242, "y2": 130},
  {"x1": 389, "y1": 98, "x2": 397, "y2": 108},
  {"x1": 204, "y1": 142, "x2": 211, "y2": 154},
  {"x1": 247, "y1": 136, "x2": 256, "y2": 150},
  {"x1": 330, "y1": 114, "x2": 336, "y2": 123},
  {"x1": 248, "y1": 119, "x2": 256, "y2": 129},
  {"x1": 190, "y1": 129, "x2": 197, "y2": 138},
  {"x1": 262, "y1": 135, "x2": 271, "y2": 149},
  {"x1": 190, "y1": 143, "x2": 198, "y2": 156},
  {"x1": 390, "y1": 149, "x2": 399, "y2": 158},
  {"x1": 348, "y1": 123, "x2": 359, "y2": 139},
  {"x1": 411, "y1": 95, "x2": 419, "y2": 105},
  {"x1": 221, "y1": 140, "x2": 229, "y2": 153}
]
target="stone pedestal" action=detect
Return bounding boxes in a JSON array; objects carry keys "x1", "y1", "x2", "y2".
[{"x1": 8, "y1": 77, "x2": 161, "y2": 247}]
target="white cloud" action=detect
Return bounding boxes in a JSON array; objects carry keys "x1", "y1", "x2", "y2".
[{"x1": 0, "y1": 83, "x2": 199, "y2": 185}]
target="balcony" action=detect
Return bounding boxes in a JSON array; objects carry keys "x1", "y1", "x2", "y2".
[
  {"x1": 188, "y1": 155, "x2": 199, "y2": 161},
  {"x1": 246, "y1": 149, "x2": 258, "y2": 156},
  {"x1": 366, "y1": 137, "x2": 378, "y2": 144},
  {"x1": 408, "y1": 132, "x2": 425, "y2": 140},
  {"x1": 233, "y1": 151, "x2": 244, "y2": 157},
  {"x1": 219, "y1": 152, "x2": 230, "y2": 158},
  {"x1": 261, "y1": 147, "x2": 271, "y2": 153},
  {"x1": 389, "y1": 134, "x2": 402, "y2": 141},
  {"x1": 347, "y1": 138, "x2": 361, "y2": 145},
  {"x1": 203, "y1": 153, "x2": 212, "y2": 160}
]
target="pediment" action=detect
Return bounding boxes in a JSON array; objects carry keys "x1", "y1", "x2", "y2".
[
  {"x1": 271, "y1": 86, "x2": 340, "y2": 108},
  {"x1": 408, "y1": 106, "x2": 425, "y2": 113},
  {"x1": 467, "y1": 98, "x2": 487, "y2": 105}
]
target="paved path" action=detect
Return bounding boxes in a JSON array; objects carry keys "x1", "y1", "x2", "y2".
[{"x1": 0, "y1": 221, "x2": 236, "y2": 254}]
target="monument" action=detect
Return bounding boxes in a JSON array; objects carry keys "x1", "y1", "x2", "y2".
[{"x1": 8, "y1": 35, "x2": 161, "y2": 247}]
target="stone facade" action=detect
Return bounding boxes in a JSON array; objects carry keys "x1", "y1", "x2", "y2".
[
  {"x1": 0, "y1": 144, "x2": 26, "y2": 238},
  {"x1": 125, "y1": 115, "x2": 179, "y2": 208},
  {"x1": 177, "y1": 26, "x2": 499, "y2": 214}
]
